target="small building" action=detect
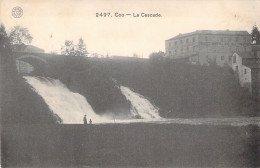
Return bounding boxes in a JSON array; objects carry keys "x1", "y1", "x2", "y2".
[
  {"x1": 231, "y1": 52, "x2": 253, "y2": 91},
  {"x1": 165, "y1": 30, "x2": 252, "y2": 66}
]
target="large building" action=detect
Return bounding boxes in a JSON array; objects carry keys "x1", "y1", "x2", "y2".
[{"x1": 165, "y1": 30, "x2": 252, "y2": 66}]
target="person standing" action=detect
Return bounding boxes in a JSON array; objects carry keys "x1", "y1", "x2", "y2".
[
  {"x1": 89, "y1": 119, "x2": 92, "y2": 124},
  {"x1": 83, "y1": 115, "x2": 87, "y2": 124}
]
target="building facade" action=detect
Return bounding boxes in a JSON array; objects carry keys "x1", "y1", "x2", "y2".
[
  {"x1": 231, "y1": 52, "x2": 252, "y2": 91},
  {"x1": 165, "y1": 30, "x2": 252, "y2": 66}
]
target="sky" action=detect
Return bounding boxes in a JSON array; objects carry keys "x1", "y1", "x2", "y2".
[{"x1": 1, "y1": 0, "x2": 260, "y2": 58}]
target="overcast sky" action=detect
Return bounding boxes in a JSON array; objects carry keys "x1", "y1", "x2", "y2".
[{"x1": 1, "y1": 0, "x2": 260, "y2": 57}]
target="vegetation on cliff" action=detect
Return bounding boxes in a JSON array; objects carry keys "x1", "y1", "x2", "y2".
[{"x1": 45, "y1": 55, "x2": 255, "y2": 118}]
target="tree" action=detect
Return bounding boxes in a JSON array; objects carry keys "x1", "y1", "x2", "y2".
[
  {"x1": 0, "y1": 24, "x2": 13, "y2": 67},
  {"x1": 91, "y1": 53, "x2": 99, "y2": 58},
  {"x1": 133, "y1": 53, "x2": 138, "y2": 58},
  {"x1": 61, "y1": 40, "x2": 76, "y2": 56},
  {"x1": 149, "y1": 51, "x2": 165, "y2": 61},
  {"x1": 0, "y1": 24, "x2": 9, "y2": 46},
  {"x1": 9, "y1": 26, "x2": 33, "y2": 45},
  {"x1": 251, "y1": 25, "x2": 260, "y2": 45},
  {"x1": 106, "y1": 52, "x2": 109, "y2": 58},
  {"x1": 75, "y1": 37, "x2": 88, "y2": 57}
]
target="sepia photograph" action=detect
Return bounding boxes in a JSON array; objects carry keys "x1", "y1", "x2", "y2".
[{"x1": 0, "y1": 0, "x2": 260, "y2": 167}]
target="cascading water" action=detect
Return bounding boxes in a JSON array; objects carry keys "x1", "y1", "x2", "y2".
[
  {"x1": 23, "y1": 76, "x2": 259, "y2": 126},
  {"x1": 23, "y1": 76, "x2": 106, "y2": 124},
  {"x1": 119, "y1": 86, "x2": 161, "y2": 120}
]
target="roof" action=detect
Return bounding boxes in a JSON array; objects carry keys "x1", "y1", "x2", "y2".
[{"x1": 167, "y1": 30, "x2": 250, "y2": 41}]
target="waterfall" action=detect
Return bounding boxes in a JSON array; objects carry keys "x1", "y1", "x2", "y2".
[
  {"x1": 119, "y1": 86, "x2": 161, "y2": 119},
  {"x1": 23, "y1": 76, "x2": 105, "y2": 124}
]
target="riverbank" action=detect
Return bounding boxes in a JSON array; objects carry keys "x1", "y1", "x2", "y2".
[{"x1": 2, "y1": 123, "x2": 259, "y2": 167}]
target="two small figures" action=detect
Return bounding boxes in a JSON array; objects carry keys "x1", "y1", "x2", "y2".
[{"x1": 83, "y1": 115, "x2": 92, "y2": 125}]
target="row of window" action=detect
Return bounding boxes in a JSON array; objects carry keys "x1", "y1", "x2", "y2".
[
  {"x1": 168, "y1": 46, "x2": 197, "y2": 55},
  {"x1": 169, "y1": 44, "x2": 250, "y2": 52},
  {"x1": 203, "y1": 45, "x2": 250, "y2": 52},
  {"x1": 169, "y1": 45, "x2": 250, "y2": 56},
  {"x1": 203, "y1": 36, "x2": 249, "y2": 43},
  {"x1": 205, "y1": 55, "x2": 225, "y2": 61},
  {"x1": 168, "y1": 35, "x2": 250, "y2": 47},
  {"x1": 169, "y1": 37, "x2": 196, "y2": 47}
]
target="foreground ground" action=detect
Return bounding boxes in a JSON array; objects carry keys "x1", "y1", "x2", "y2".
[{"x1": 1, "y1": 123, "x2": 259, "y2": 167}]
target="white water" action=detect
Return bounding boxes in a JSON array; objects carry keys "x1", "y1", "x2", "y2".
[
  {"x1": 23, "y1": 76, "x2": 260, "y2": 126},
  {"x1": 119, "y1": 86, "x2": 161, "y2": 119},
  {"x1": 96, "y1": 117, "x2": 260, "y2": 127},
  {"x1": 24, "y1": 76, "x2": 107, "y2": 124},
  {"x1": 154, "y1": 117, "x2": 260, "y2": 127}
]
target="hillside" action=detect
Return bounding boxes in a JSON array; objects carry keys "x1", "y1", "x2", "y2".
[
  {"x1": 0, "y1": 47, "x2": 60, "y2": 125},
  {"x1": 46, "y1": 56, "x2": 254, "y2": 118},
  {"x1": 1, "y1": 49, "x2": 255, "y2": 123},
  {"x1": 104, "y1": 58, "x2": 255, "y2": 118}
]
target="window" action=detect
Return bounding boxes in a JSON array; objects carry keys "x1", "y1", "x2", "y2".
[
  {"x1": 236, "y1": 37, "x2": 239, "y2": 41},
  {"x1": 193, "y1": 37, "x2": 195, "y2": 42},
  {"x1": 221, "y1": 56, "x2": 224, "y2": 60},
  {"x1": 186, "y1": 39, "x2": 189, "y2": 43},
  {"x1": 169, "y1": 51, "x2": 171, "y2": 55},
  {"x1": 244, "y1": 69, "x2": 247, "y2": 74},
  {"x1": 175, "y1": 41, "x2": 177, "y2": 45},
  {"x1": 205, "y1": 36, "x2": 208, "y2": 41},
  {"x1": 186, "y1": 46, "x2": 189, "y2": 52},
  {"x1": 236, "y1": 66, "x2": 238, "y2": 72},
  {"x1": 193, "y1": 46, "x2": 195, "y2": 51},
  {"x1": 180, "y1": 40, "x2": 183, "y2": 44},
  {"x1": 169, "y1": 42, "x2": 171, "y2": 47},
  {"x1": 181, "y1": 48, "x2": 183, "y2": 53},
  {"x1": 233, "y1": 55, "x2": 236, "y2": 63}
]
